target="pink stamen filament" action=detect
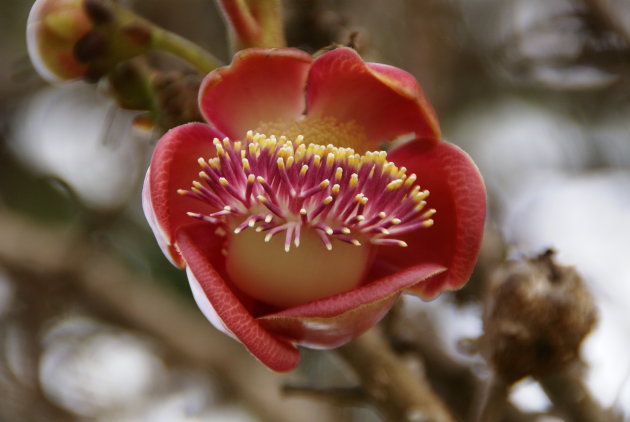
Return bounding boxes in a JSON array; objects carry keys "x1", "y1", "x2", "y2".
[{"x1": 179, "y1": 131, "x2": 435, "y2": 251}]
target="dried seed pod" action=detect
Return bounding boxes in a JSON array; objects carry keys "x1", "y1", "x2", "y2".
[{"x1": 482, "y1": 249, "x2": 597, "y2": 383}]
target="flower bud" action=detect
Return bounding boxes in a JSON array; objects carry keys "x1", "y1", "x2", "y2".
[{"x1": 27, "y1": 0, "x2": 93, "y2": 81}]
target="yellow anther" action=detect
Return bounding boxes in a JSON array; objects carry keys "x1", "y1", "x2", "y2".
[
  {"x1": 277, "y1": 157, "x2": 285, "y2": 170},
  {"x1": 413, "y1": 190, "x2": 430, "y2": 202},
  {"x1": 323, "y1": 196, "x2": 333, "y2": 204},
  {"x1": 300, "y1": 164, "x2": 309, "y2": 177},
  {"x1": 242, "y1": 158, "x2": 250, "y2": 171},
  {"x1": 247, "y1": 174, "x2": 255, "y2": 184},
  {"x1": 326, "y1": 152, "x2": 335, "y2": 168},
  {"x1": 404, "y1": 174, "x2": 417, "y2": 187},
  {"x1": 422, "y1": 209, "x2": 436, "y2": 219},
  {"x1": 219, "y1": 177, "x2": 229, "y2": 186},
  {"x1": 349, "y1": 173, "x2": 359, "y2": 188},
  {"x1": 209, "y1": 158, "x2": 220, "y2": 169},
  {"x1": 335, "y1": 167, "x2": 343, "y2": 181},
  {"x1": 386, "y1": 179, "x2": 403, "y2": 190},
  {"x1": 414, "y1": 201, "x2": 427, "y2": 212},
  {"x1": 331, "y1": 184, "x2": 340, "y2": 195},
  {"x1": 177, "y1": 189, "x2": 187, "y2": 195},
  {"x1": 320, "y1": 179, "x2": 330, "y2": 189}
]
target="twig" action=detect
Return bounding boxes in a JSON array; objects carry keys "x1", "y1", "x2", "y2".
[
  {"x1": 582, "y1": 0, "x2": 630, "y2": 45},
  {"x1": 337, "y1": 328, "x2": 456, "y2": 422},
  {"x1": 282, "y1": 385, "x2": 366, "y2": 406},
  {"x1": 474, "y1": 374, "x2": 510, "y2": 422},
  {"x1": 536, "y1": 361, "x2": 623, "y2": 422}
]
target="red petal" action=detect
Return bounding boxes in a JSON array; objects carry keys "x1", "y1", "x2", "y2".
[
  {"x1": 258, "y1": 263, "x2": 445, "y2": 347},
  {"x1": 380, "y1": 140, "x2": 486, "y2": 299},
  {"x1": 199, "y1": 48, "x2": 312, "y2": 139},
  {"x1": 305, "y1": 48, "x2": 440, "y2": 150},
  {"x1": 176, "y1": 223, "x2": 301, "y2": 372},
  {"x1": 147, "y1": 123, "x2": 223, "y2": 266}
]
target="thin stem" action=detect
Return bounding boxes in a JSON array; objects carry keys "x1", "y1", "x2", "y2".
[
  {"x1": 216, "y1": 0, "x2": 286, "y2": 51},
  {"x1": 217, "y1": 0, "x2": 260, "y2": 47},
  {"x1": 536, "y1": 362, "x2": 622, "y2": 422},
  {"x1": 151, "y1": 27, "x2": 223, "y2": 74},
  {"x1": 474, "y1": 374, "x2": 510, "y2": 422},
  {"x1": 249, "y1": 0, "x2": 286, "y2": 47},
  {"x1": 337, "y1": 328, "x2": 456, "y2": 422}
]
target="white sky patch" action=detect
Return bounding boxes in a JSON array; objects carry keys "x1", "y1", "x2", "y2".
[{"x1": 10, "y1": 83, "x2": 149, "y2": 210}]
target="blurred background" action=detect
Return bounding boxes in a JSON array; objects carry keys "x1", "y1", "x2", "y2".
[{"x1": 0, "y1": 0, "x2": 629, "y2": 421}]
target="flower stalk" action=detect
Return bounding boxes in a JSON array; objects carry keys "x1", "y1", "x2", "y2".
[
  {"x1": 337, "y1": 328, "x2": 456, "y2": 422},
  {"x1": 150, "y1": 24, "x2": 222, "y2": 74},
  {"x1": 216, "y1": 0, "x2": 286, "y2": 51}
]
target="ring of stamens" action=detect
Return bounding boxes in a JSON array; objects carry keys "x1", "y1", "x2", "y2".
[{"x1": 179, "y1": 131, "x2": 435, "y2": 252}]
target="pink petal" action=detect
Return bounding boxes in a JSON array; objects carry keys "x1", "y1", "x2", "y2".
[
  {"x1": 176, "y1": 223, "x2": 301, "y2": 372},
  {"x1": 199, "y1": 48, "x2": 312, "y2": 139},
  {"x1": 258, "y1": 263, "x2": 445, "y2": 347},
  {"x1": 380, "y1": 140, "x2": 486, "y2": 299},
  {"x1": 142, "y1": 169, "x2": 182, "y2": 266},
  {"x1": 305, "y1": 48, "x2": 441, "y2": 150},
  {"x1": 146, "y1": 123, "x2": 224, "y2": 266}
]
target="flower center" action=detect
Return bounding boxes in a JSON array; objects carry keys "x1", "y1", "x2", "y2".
[
  {"x1": 255, "y1": 116, "x2": 367, "y2": 152},
  {"x1": 180, "y1": 131, "x2": 435, "y2": 307}
]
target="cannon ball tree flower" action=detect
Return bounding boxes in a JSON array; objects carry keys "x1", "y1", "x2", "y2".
[{"x1": 143, "y1": 47, "x2": 486, "y2": 371}]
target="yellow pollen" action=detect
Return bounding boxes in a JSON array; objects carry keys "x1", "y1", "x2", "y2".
[{"x1": 253, "y1": 116, "x2": 368, "y2": 152}]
